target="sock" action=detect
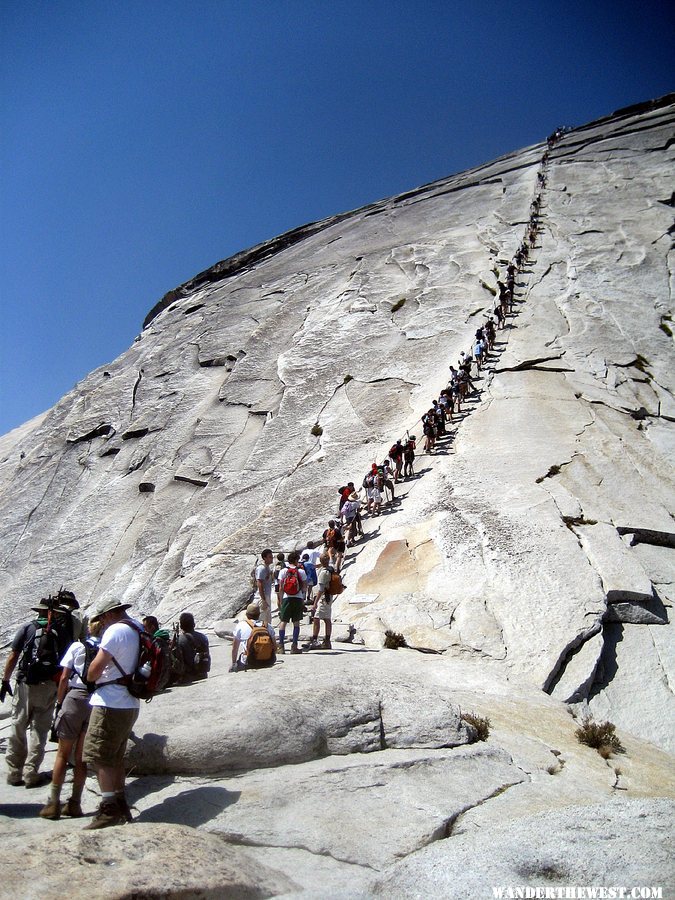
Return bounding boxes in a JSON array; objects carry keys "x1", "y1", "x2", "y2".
[
  {"x1": 278, "y1": 628, "x2": 285, "y2": 647},
  {"x1": 70, "y1": 781, "x2": 84, "y2": 803},
  {"x1": 292, "y1": 625, "x2": 300, "y2": 644},
  {"x1": 49, "y1": 783, "x2": 62, "y2": 803}
]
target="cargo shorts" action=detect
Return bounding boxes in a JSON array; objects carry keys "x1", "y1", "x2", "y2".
[{"x1": 82, "y1": 707, "x2": 139, "y2": 768}]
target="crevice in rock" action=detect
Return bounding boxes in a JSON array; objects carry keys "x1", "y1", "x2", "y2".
[
  {"x1": 494, "y1": 353, "x2": 565, "y2": 373},
  {"x1": 174, "y1": 473, "x2": 209, "y2": 487},
  {"x1": 213, "y1": 834, "x2": 380, "y2": 872},
  {"x1": 122, "y1": 427, "x2": 150, "y2": 440},
  {"x1": 66, "y1": 423, "x2": 115, "y2": 444},
  {"x1": 131, "y1": 369, "x2": 143, "y2": 411},
  {"x1": 183, "y1": 303, "x2": 205, "y2": 315},
  {"x1": 444, "y1": 779, "x2": 527, "y2": 838},
  {"x1": 542, "y1": 619, "x2": 604, "y2": 697}
]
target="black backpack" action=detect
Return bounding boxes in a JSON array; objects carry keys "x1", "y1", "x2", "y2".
[
  {"x1": 79, "y1": 638, "x2": 102, "y2": 694},
  {"x1": 19, "y1": 611, "x2": 73, "y2": 686},
  {"x1": 186, "y1": 632, "x2": 211, "y2": 679}
]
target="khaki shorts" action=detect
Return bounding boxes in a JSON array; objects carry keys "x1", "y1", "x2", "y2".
[
  {"x1": 82, "y1": 707, "x2": 139, "y2": 768},
  {"x1": 315, "y1": 599, "x2": 333, "y2": 621},
  {"x1": 56, "y1": 688, "x2": 92, "y2": 742}
]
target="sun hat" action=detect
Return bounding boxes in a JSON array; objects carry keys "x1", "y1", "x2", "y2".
[{"x1": 90, "y1": 598, "x2": 132, "y2": 622}]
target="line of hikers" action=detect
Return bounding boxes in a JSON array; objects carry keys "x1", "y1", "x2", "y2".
[
  {"x1": 242, "y1": 131, "x2": 557, "y2": 655},
  {"x1": 1, "y1": 130, "x2": 561, "y2": 829}
]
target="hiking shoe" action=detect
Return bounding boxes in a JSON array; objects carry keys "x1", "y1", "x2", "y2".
[
  {"x1": 290, "y1": 644, "x2": 302, "y2": 655},
  {"x1": 83, "y1": 798, "x2": 126, "y2": 830},
  {"x1": 39, "y1": 799, "x2": 61, "y2": 820},
  {"x1": 6, "y1": 771, "x2": 24, "y2": 787},
  {"x1": 25, "y1": 772, "x2": 51, "y2": 789},
  {"x1": 302, "y1": 640, "x2": 319, "y2": 650},
  {"x1": 117, "y1": 795, "x2": 134, "y2": 823},
  {"x1": 320, "y1": 640, "x2": 332, "y2": 650},
  {"x1": 61, "y1": 798, "x2": 84, "y2": 818},
  {"x1": 277, "y1": 644, "x2": 286, "y2": 654}
]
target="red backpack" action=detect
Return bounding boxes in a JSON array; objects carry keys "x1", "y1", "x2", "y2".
[
  {"x1": 282, "y1": 566, "x2": 302, "y2": 596},
  {"x1": 109, "y1": 622, "x2": 172, "y2": 701}
]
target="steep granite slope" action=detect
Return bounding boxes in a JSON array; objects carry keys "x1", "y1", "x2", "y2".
[{"x1": 0, "y1": 96, "x2": 674, "y2": 897}]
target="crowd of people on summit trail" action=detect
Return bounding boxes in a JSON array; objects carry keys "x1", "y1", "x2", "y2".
[{"x1": 0, "y1": 128, "x2": 561, "y2": 830}]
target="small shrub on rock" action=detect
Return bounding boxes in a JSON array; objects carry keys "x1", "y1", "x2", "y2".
[
  {"x1": 575, "y1": 716, "x2": 624, "y2": 757},
  {"x1": 461, "y1": 712, "x2": 491, "y2": 742},
  {"x1": 310, "y1": 424, "x2": 323, "y2": 436},
  {"x1": 383, "y1": 630, "x2": 407, "y2": 649}
]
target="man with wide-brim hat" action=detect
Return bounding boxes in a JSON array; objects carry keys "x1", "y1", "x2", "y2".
[
  {"x1": 1, "y1": 597, "x2": 74, "y2": 787},
  {"x1": 81, "y1": 597, "x2": 141, "y2": 829}
]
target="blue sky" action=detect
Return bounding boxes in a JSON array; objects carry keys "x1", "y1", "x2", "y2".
[{"x1": 1, "y1": 0, "x2": 673, "y2": 435}]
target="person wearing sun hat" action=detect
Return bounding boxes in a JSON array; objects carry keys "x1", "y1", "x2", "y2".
[
  {"x1": 1, "y1": 597, "x2": 74, "y2": 788},
  {"x1": 81, "y1": 597, "x2": 142, "y2": 829}
]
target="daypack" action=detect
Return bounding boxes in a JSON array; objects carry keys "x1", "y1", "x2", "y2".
[
  {"x1": 245, "y1": 619, "x2": 276, "y2": 668},
  {"x1": 282, "y1": 566, "x2": 302, "y2": 596},
  {"x1": 168, "y1": 624, "x2": 186, "y2": 686},
  {"x1": 186, "y1": 632, "x2": 211, "y2": 678},
  {"x1": 79, "y1": 638, "x2": 102, "y2": 694},
  {"x1": 109, "y1": 622, "x2": 172, "y2": 701},
  {"x1": 325, "y1": 528, "x2": 340, "y2": 548},
  {"x1": 19, "y1": 619, "x2": 64, "y2": 686},
  {"x1": 19, "y1": 600, "x2": 74, "y2": 686},
  {"x1": 303, "y1": 561, "x2": 318, "y2": 585},
  {"x1": 328, "y1": 568, "x2": 345, "y2": 596}
]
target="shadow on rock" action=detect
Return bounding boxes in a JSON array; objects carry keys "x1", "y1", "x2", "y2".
[
  {"x1": 0, "y1": 802, "x2": 44, "y2": 819},
  {"x1": 135, "y1": 785, "x2": 240, "y2": 827}
]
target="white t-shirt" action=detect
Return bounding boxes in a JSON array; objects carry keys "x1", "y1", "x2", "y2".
[
  {"x1": 60, "y1": 641, "x2": 86, "y2": 690},
  {"x1": 233, "y1": 619, "x2": 275, "y2": 667},
  {"x1": 301, "y1": 547, "x2": 322, "y2": 566},
  {"x1": 279, "y1": 565, "x2": 307, "y2": 598},
  {"x1": 90, "y1": 619, "x2": 142, "y2": 709},
  {"x1": 255, "y1": 563, "x2": 273, "y2": 600}
]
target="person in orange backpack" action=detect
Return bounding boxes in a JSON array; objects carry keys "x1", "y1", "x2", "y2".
[{"x1": 230, "y1": 603, "x2": 276, "y2": 672}]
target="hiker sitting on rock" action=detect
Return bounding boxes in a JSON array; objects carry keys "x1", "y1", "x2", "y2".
[
  {"x1": 177, "y1": 612, "x2": 211, "y2": 681},
  {"x1": 230, "y1": 603, "x2": 276, "y2": 671}
]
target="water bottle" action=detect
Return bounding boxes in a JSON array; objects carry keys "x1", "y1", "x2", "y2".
[{"x1": 139, "y1": 662, "x2": 152, "y2": 680}]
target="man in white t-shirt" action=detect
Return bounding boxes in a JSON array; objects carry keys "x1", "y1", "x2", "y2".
[
  {"x1": 255, "y1": 548, "x2": 274, "y2": 626},
  {"x1": 230, "y1": 602, "x2": 276, "y2": 671},
  {"x1": 82, "y1": 599, "x2": 141, "y2": 830}
]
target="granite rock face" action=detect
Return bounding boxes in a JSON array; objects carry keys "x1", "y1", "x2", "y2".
[{"x1": 0, "y1": 97, "x2": 674, "y2": 896}]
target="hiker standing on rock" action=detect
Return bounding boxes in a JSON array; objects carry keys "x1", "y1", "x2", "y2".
[
  {"x1": 255, "y1": 549, "x2": 274, "y2": 627},
  {"x1": 2, "y1": 597, "x2": 74, "y2": 788},
  {"x1": 81, "y1": 599, "x2": 142, "y2": 829},
  {"x1": 277, "y1": 550, "x2": 307, "y2": 655},
  {"x1": 39, "y1": 619, "x2": 104, "y2": 820},
  {"x1": 305, "y1": 553, "x2": 334, "y2": 651}
]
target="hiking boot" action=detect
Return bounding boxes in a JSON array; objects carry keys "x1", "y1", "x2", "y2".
[
  {"x1": 277, "y1": 643, "x2": 286, "y2": 654},
  {"x1": 302, "y1": 639, "x2": 319, "y2": 650},
  {"x1": 6, "y1": 771, "x2": 24, "y2": 787},
  {"x1": 117, "y1": 794, "x2": 134, "y2": 823},
  {"x1": 61, "y1": 798, "x2": 84, "y2": 818},
  {"x1": 25, "y1": 772, "x2": 51, "y2": 789},
  {"x1": 39, "y1": 799, "x2": 61, "y2": 820},
  {"x1": 320, "y1": 639, "x2": 332, "y2": 650},
  {"x1": 83, "y1": 798, "x2": 126, "y2": 830},
  {"x1": 290, "y1": 644, "x2": 302, "y2": 655}
]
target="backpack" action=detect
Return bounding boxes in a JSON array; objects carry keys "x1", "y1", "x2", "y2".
[
  {"x1": 79, "y1": 638, "x2": 102, "y2": 694},
  {"x1": 328, "y1": 568, "x2": 345, "y2": 596},
  {"x1": 19, "y1": 619, "x2": 65, "y2": 686},
  {"x1": 245, "y1": 619, "x2": 276, "y2": 668},
  {"x1": 19, "y1": 601, "x2": 74, "y2": 686},
  {"x1": 389, "y1": 443, "x2": 401, "y2": 460},
  {"x1": 187, "y1": 632, "x2": 211, "y2": 678},
  {"x1": 109, "y1": 622, "x2": 172, "y2": 701},
  {"x1": 282, "y1": 566, "x2": 302, "y2": 596},
  {"x1": 325, "y1": 528, "x2": 340, "y2": 548}
]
